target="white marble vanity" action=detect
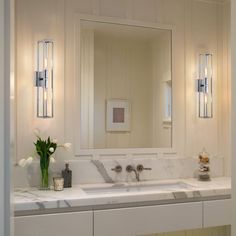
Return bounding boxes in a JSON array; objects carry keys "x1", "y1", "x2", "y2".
[
  {"x1": 12, "y1": 0, "x2": 232, "y2": 235},
  {"x1": 14, "y1": 177, "x2": 231, "y2": 236}
]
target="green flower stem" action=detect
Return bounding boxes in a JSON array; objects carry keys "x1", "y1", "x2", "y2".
[
  {"x1": 34, "y1": 136, "x2": 58, "y2": 189},
  {"x1": 41, "y1": 167, "x2": 49, "y2": 189}
]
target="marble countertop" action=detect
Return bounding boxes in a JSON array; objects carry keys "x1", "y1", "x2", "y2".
[{"x1": 14, "y1": 177, "x2": 231, "y2": 216}]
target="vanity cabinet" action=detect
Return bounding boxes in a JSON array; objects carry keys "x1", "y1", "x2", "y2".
[
  {"x1": 14, "y1": 211, "x2": 93, "y2": 236},
  {"x1": 94, "y1": 202, "x2": 202, "y2": 236},
  {"x1": 203, "y1": 199, "x2": 231, "y2": 227},
  {"x1": 14, "y1": 199, "x2": 231, "y2": 236}
]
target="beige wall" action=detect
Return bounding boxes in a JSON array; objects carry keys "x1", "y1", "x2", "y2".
[{"x1": 15, "y1": 0, "x2": 230, "y2": 168}]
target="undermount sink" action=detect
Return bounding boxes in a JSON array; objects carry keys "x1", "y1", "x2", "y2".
[{"x1": 82, "y1": 182, "x2": 193, "y2": 195}]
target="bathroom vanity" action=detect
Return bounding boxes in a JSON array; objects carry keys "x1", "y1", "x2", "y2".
[
  {"x1": 14, "y1": 177, "x2": 231, "y2": 236},
  {"x1": 13, "y1": 0, "x2": 232, "y2": 235}
]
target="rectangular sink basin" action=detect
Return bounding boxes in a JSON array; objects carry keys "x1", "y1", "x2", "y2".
[{"x1": 82, "y1": 182, "x2": 193, "y2": 195}]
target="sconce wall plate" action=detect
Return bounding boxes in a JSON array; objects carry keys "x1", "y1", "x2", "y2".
[
  {"x1": 197, "y1": 53, "x2": 213, "y2": 118},
  {"x1": 35, "y1": 39, "x2": 54, "y2": 118}
]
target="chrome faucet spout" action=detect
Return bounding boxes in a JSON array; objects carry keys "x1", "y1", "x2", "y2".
[
  {"x1": 134, "y1": 169, "x2": 140, "y2": 182},
  {"x1": 126, "y1": 165, "x2": 140, "y2": 181}
]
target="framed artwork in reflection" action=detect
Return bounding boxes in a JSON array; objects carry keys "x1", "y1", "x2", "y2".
[{"x1": 106, "y1": 99, "x2": 131, "y2": 132}]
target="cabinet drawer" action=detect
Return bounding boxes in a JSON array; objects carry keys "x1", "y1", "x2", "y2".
[
  {"x1": 94, "y1": 202, "x2": 202, "y2": 236},
  {"x1": 203, "y1": 199, "x2": 231, "y2": 227},
  {"x1": 15, "y1": 211, "x2": 93, "y2": 236}
]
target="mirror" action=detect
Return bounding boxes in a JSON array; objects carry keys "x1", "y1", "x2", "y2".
[{"x1": 80, "y1": 19, "x2": 172, "y2": 149}]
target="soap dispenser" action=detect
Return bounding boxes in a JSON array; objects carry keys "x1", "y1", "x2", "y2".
[{"x1": 62, "y1": 163, "x2": 72, "y2": 188}]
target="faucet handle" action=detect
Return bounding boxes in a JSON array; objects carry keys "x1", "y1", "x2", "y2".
[
  {"x1": 111, "y1": 165, "x2": 122, "y2": 173},
  {"x1": 126, "y1": 165, "x2": 134, "y2": 173},
  {"x1": 137, "y1": 164, "x2": 152, "y2": 172}
]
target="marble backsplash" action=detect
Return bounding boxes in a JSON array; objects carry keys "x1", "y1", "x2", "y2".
[{"x1": 13, "y1": 156, "x2": 225, "y2": 188}]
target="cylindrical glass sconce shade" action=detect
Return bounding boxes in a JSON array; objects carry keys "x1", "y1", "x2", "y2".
[
  {"x1": 198, "y1": 54, "x2": 213, "y2": 118},
  {"x1": 35, "y1": 40, "x2": 54, "y2": 118}
]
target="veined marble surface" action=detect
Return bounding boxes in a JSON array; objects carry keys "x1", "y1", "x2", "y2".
[
  {"x1": 14, "y1": 177, "x2": 230, "y2": 215},
  {"x1": 14, "y1": 156, "x2": 225, "y2": 187}
]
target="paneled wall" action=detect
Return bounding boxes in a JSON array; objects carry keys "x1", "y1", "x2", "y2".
[
  {"x1": 15, "y1": 0, "x2": 231, "y2": 173},
  {"x1": 94, "y1": 35, "x2": 153, "y2": 148},
  {"x1": 93, "y1": 32, "x2": 172, "y2": 148},
  {"x1": 184, "y1": 0, "x2": 231, "y2": 174},
  {"x1": 151, "y1": 35, "x2": 172, "y2": 147},
  {"x1": 15, "y1": 0, "x2": 65, "y2": 159}
]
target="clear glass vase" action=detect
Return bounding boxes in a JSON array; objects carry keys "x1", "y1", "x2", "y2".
[{"x1": 41, "y1": 168, "x2": 49, "y2": 190}]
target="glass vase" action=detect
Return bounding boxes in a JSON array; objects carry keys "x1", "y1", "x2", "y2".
[{"x1": 41, "y1": 167, "x2": 49, "y2": 190}]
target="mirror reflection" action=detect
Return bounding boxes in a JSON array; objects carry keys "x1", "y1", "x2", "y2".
[{"x1": 80, "y1": 20, "x2": 172, "y2": 149}]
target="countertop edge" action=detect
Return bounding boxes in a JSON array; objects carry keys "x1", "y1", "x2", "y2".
[
  {"x1": 14, "y1": 177, "x2": 231, "y2": 216},
  {"x1": 15, "y1": 194, "x2": 231, "y2": 217}
]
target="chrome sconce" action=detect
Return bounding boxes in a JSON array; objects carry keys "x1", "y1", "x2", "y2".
[
  {"x1": 197, "y1": 53, "x2": 213, "y2": 118},
  {"x1": 35, "y1": 39, "x2": 54, "y2": 118}
]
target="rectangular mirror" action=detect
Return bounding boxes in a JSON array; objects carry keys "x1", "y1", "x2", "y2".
[{"x1": 80, "y1": 19, "x2": 172, "y2": 149}]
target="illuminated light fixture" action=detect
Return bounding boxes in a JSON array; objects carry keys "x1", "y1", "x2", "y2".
[
  {"x1": 197, "y1": 53, "x2": 213, "y2": 118},
  {"x1": 35, "y1": 39, "x2": 54, "y2": 118}
]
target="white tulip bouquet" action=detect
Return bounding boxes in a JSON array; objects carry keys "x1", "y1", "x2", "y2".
[{"x1": 18, "y1": 130, "x2": 72, "y2": 189}]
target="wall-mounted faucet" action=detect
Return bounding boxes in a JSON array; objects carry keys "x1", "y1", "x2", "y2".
[
  {"x1": 126, "y1": 165, "x2": 140, "y2": 181},
  {"x1": 111, "y1": 165, "x2": 122, "y2": 173},
  {"x1": 126, "y1": 164, "x2": 152, "y2": 181},
  {"x1": 136, "y1": 164, "x2": 152, "y2": 172}
]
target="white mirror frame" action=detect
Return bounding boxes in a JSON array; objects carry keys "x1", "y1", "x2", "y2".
[{"x1": 74, "y1": 14, "x2": 177, "y2": 159}]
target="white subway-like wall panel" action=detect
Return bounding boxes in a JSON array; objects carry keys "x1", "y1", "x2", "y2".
[
  {"x1": 99, "y1": 0, "x2": 127, "y2": 18},
  {"x1": 15, "y1": 0, "x2": 66, "y2": 160},
  {"x1": 93, "y1": 35, "x2": 154, "y2": 148},
  {"x1": 15, "y1": 0, "x2": 230, "y2": 165},
  {"x1": 132, "y1": 0, "x2": 157, "y2": 22}
]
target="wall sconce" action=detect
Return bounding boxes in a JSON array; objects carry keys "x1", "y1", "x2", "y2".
[
  {"x1": 197, "y1": 53, "x2": 213, "y2": 118},
  {"x1": 35, "y1": 39, "x2": 54, "y2": 118}
]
